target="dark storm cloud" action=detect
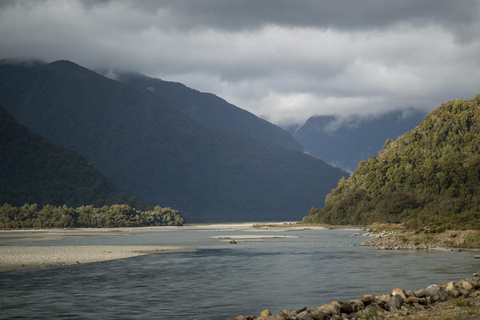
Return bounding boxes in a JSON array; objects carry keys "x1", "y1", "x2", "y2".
[
  {"x1": 132, "y1": 0, "x2": 478, "y2": 39},
  {"x1": 1, "y1": 0, "x2": 480, "y2": 125}
]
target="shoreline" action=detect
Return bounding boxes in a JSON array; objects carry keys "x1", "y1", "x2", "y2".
[
  {"x1": 0, "y1": 222, "x2": 328, "y2": 273},
  {"x1": 228, "y1": 276, "x2": 480, "y2": 320}
]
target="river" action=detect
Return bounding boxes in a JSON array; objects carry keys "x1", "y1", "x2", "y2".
[{"x1": 0, "y1": 225, "x2": 477, "y2": 319}]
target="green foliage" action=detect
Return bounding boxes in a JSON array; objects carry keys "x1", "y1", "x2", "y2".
[
  {"x1": 304, "y1": 94, "x2": 480, "y2": 230},
  {"x1": 0, "y1": 106, "x2": 152, "y2": 210},
  {"x1": 0, "y1": 203, "x2": 184, "y2": 229}
]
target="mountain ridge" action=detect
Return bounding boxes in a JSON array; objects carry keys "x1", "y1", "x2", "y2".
[{"x1": 0, "y1": 59, "x2": 347, "y2": 222}]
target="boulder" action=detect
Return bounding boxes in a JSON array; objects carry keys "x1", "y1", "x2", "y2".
[
  {"x1": 296, "y1": 311, "x2": 314, "y2": 320},
  {"x1": 260, "y1": 309, "x2": 272, "y2": 318},
  {"x1": 425, "y1": 284, "x2": 440, "y2": 296},
  {"x1": 348, "y1": 298, "x2": 365, "y2": 312},
  {"x1": 357, "y1": 294, "x2": 374, "y2": 305},
  {"x1": 387, "y1": 294, "x2": 403, "y2": 310},
  {"x1": 403, "y1": 296, "x2": 425, "y2": 305},
  {"x1": 309, "y1": 310, "x2": 328, "y2": 320},
  {"x1": 317, "y1": 303, "x2": 340, "y2": 316},
  {"x1": 460, "y1": 280, "x2": 473, "y2": 291},
  {"x1": 413, "y1": 289, "x2": 427, "y2": 298},
  {"x1": 391, "y1": 288, "x2": 407, "y2": 299},
  {"x1": 331, "y1": 300, "x2": 353, "y2": 314}
]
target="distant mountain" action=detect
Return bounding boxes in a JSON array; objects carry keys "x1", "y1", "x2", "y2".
[
  {"x1": 290, "y1": 111, "x2": 427, "y2": 172},
  {"x1": 101, "y1": 70, "x2": 304, "y2": 152},
  {"x1": 304, "y1": 94, "x2": 480, "y2": 230},
  {"x1": 0, "y1": 60, "x2": 347, "y2": 222},
  {"x1": 0, "y1": 105, "x2": 150, "y2": 209}
]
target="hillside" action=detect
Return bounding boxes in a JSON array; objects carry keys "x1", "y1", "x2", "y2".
[
  {"x1": 290, "y1": 111, "x2": 426, "y2": 172},
  {"x1": 0, "y1": 105, "x2": 150, "y2": 209},
  {"x1": 303, "y1": 95, "x2": 480, "y2": 230},
  {"x1": 0, "y1": 60, "x2": 347, "y2": 222},
  {"x1": 103, "y1": 70, "x2": 304, "y2": 152}
]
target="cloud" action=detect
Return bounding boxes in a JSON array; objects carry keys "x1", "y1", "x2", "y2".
[{"x1": 1, "y1": 0, "x2": 480, "y2": 125}]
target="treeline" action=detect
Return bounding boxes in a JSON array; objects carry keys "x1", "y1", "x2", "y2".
[
  {"x1": 304, "y1": 94, "x2": 480, "y2": 231},
  {"x1": 0, "y1": 203, "x2": 184, "y2": 229}
]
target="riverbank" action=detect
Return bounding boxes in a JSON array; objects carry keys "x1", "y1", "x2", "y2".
[
  {"x1": 0, "y1": 223, "x2": 322, "y2": 272},
  {"x1": 359, "y1": 224, "x2": 480, "y2": 250},
  {"x1": 228, "y1": 277, "x2": 480, "y2": 320},
  {"x1": 0, "y1": 226, "x2": 197, "y2": 272}
]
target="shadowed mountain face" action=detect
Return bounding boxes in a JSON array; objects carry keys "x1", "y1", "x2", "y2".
[
  {"x1": 0, "y1": 60, "x2": 347, "y2": 222},
  {"x1": 0, "y1": 105, "x2": 150, "y2": 209},
  {"x1": 102, "y1": 70, "x2": 304, "y2": 152},
  {"x1": 290, "y1": 111, "x2": 427, "y2": 172}
]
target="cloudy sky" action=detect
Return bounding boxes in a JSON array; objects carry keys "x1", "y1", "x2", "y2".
[{"x1": 1, "y1": 0, "x2": 480, "y2": 126}]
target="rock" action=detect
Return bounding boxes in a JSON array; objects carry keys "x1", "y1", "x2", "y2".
[
  {"x1": 331, "y1": 300, "x2": 353, "y2": 314},
  {"x1": 296, "y1": 311, "x2": 314, "y2": 320},
  {"x1": 425, "y1": 284, "x2": 440, "y2": 296},
  {"x1": 403, "y1": 296, "x2": 425, "y2": 305},
  {"x1": 260, "y1": 309, "x2": 272, "y2": 318},
  {"x1": 295, "y1": 306, "x2": 307, "y2": 314},
  {"x1": 375, "y1": 294, "x2": 391, "y2": 303},
  {"x1": 309, "y1": 310, "x2": 328, "y2": 320},
  {"x1": 357, "y1": 294, "x2": 374, "y2": 305},
  {"x1": 459, "y1": 279, "x2": 473, "y2": 291},
  {"x1": 391, "y1": 288, "x2": 407, "y2": 299},
  {"x1": 388, "y1": 294, "x2": 403, "y2": 310},
  {"x1": 438, "y1": 290, "x2": 448, "y2": 301},
  {"x1": 405, "y1": 290, "x2": 416, "y2": 297},
  {"x1": 473, "y1": 254, "x2": 480, "y2": 259},
  {"x1": 317, "y1": 303, "x2": 340, "y2": 316},
  {"x1": 348, "y1": 299, "x2": 365, "y2": 312},
  {"x1": 229, "y1": 239, "x2": 237, "y2": 244},
  {"x1": 414, "y1": 289, "x2": 427, "y2": 297}
]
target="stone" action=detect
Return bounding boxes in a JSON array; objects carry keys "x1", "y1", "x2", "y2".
[
  {"x1": 391, "y1": 288, "x2": 407, "y2": 299},
  {"x1": 295, "y1": 306, "x2": 307, "y2": 314},
  {"x1": 331, "y1": 300, "x2": 353, "y2": 314},
  {"x1": 387, "y1": 294, "x2": 403, "y2": 310},
  {"x1": 405, "y1": 290, "x2": 416, "y2": 297},
  {"x1": 413, "y1": 289, "x2": 427, "y2": 298},
  {"x1": 296, "y1": 311, "x2": 314, "y2": 320},
  {"x1": 357, "y1": 294, "x2": 374, "y2": 305},
  {"x1": 425, "y1": 284, "x2": 440, "y2": 296},
  {"x1": 309, "y1": 310, "x2": 328, "y2": 320},
  {"x1": 375, "y1": 294, "x2": 391, "y2": 303},
  {"x1": 445, "y1": 281, "x2": 456, "y2": 293},
  {"x1": 348, "y1": 299, "x2": 365, "y2": 312},
  {"x1": 260, "y1": 309, "x2": 272, "y2": 317},
  {"x1": 317, "y1": 303, "x2": 340, "y2": 316},
  {"x1": 403, "y1": 297, "x2": 425, "y2": 305},
  {"x1": 460, "y1": 279, "x2": 473, "y2": 291},
  {"x1": 438, "y1": 289, "x2": 448, "y2": 301}
]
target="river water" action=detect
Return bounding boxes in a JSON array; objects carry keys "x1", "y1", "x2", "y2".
[{"x1": 0, "y1": 226, "x2": 478, "y2": 320}]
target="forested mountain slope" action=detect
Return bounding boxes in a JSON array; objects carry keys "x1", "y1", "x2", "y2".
[
  {"x1": 0, "y1": 105, "x2": 150, "y2": 209},
  {"x1": 0, "y1": 60, "x2": 347, "y2": 222},
  {"x1": 291, "y1": 111, "x2": 426, "y2": 172},
  {"x1": 104, "y1": 70, "x2": 304, "y2": 152},
  {"x1": 304, "y1": 95, "x2": 480, "y2": 230}
]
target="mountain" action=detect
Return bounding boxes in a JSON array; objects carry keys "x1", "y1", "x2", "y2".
[
  {"x1": 0, "y1": 105, "x2": 150, "y2": 209},
  {"x1": 0, "y1": 60, "x2": 347, "y2": 222},
  {"x1": 290, "y1": 111, "x2": 427, "y2": 172},
  {"x1": 303, "y1": 94, "x2": 480, "y2": 230},
  {"x1": 100, "y1": 70, "x2": 304, "y2": 152}
]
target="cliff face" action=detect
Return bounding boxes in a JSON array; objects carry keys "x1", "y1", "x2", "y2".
[{"x1": 304, "y1": 94, "x2": 480, "y2": 230}]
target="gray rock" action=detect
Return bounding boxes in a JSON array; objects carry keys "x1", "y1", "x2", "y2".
[
  {"x1": 309, "y1": 310, "x2": 328, "y2": 320},
  {"x1": 348, "y1": 299, "x2": 365, "y2": 312},
  {"x1": 425, "y1": 284, "x2": 440, "y2": 296},
  {"x1": 413, "y1": 289, "x2": 427, "y2": 298},
  {"x1": 297, "y1": 311, "x2": 314, "y2": 320},
  {"x1": 387, "y1": 294, "x2": 403, "y2": 310}
]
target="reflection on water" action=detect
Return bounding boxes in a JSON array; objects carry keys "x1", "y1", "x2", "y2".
[{"x1": 0, "y1": 229, "x2": 478, "y2": 320}]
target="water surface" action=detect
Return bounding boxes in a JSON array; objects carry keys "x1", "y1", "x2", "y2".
[{"x1": 0, "y1": 227, "x2": 477, "y2": 320}]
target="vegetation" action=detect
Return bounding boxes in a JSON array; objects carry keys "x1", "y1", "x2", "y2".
[
  {"x1": 0, "y1": 106, "x2": 151, "y2": 210},
  {"x1": 304, "y1": 94, "x2": 480, "y2": 230},
  {"x1": 0, "y1": 203, "x2": 184, "y2": 229}
]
